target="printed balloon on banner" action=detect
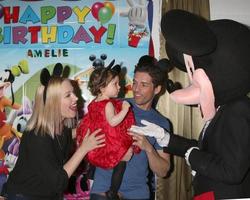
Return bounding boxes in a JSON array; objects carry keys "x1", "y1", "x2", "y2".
[
  {"x1": 98, "y1": 6, "x2": 112, "y2": 24},
  {"x1": 91, "y1": 2, "x2": 104, "y2": 21},
  {"x1": 104, "y1": 1, "x2": 115, "y2": 15}
]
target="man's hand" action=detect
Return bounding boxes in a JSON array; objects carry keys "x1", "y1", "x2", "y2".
[
  {"x1": 129, "y1": 120, "x2": 170, "y2": 147},
  {"x1": 128, "y1": 131, "x2": 153, "y2": 153}
]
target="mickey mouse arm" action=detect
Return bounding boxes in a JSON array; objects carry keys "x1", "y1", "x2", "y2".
[{"x1": 164, "y1": 134, "x2": 198, "y2": 157}]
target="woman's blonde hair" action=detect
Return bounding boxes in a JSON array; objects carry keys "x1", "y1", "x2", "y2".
[{"x1": 26, "y1": 78, "x2": 76, "y2": 138}]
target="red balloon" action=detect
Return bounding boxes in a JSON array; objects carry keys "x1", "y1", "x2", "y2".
[
  {"x1": 0, "y1": 4, "x2": 3, "y2": 19},
  {"x1": 91, "y1": 2, "x2": 104, "y2": 21}
]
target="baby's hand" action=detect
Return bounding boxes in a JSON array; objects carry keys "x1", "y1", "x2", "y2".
[{"x1": 122, "y1": 101, "x2": 131, "y2": 111}]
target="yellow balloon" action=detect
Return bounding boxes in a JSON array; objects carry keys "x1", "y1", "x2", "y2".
[{"x1": 104, "y1": 1, "x2": 115, "y2": 15}]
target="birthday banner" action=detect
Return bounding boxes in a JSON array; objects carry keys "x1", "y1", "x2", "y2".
[
  {"x1": 0, "y1": 0, "x2": 161, "y2": 48},
  {"x1": 0, "y1": 0, "x2": 162, "y2": 194}
]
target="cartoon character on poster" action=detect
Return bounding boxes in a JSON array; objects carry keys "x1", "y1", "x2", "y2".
[
  {"x1": 0, "y1": 61, "x2": 29, "y2": 192},
  {"x1": 0, "y1": 61, "x2": 29, "y2": 155},
  {"x1": 0, "y1": 95, "x2": 33, "y2": 193},
  {"x1": 121, "y1": 0, "x2": 149, "y2": 47}
]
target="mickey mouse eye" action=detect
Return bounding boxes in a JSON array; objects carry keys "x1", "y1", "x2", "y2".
[{"x1": 189, "y1": 66, "x2": 194, "y2": 76}]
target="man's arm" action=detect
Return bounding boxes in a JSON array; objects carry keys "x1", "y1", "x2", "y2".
[
  {"x1": 146, "y1": 148, "x2": 170, "y2": 177},
  {"x1": 130, "y1": 133, "x2": 170, "y2": 177}
]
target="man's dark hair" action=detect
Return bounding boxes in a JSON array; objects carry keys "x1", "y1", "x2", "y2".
[{"x1": 134, "y1": 63, "x2": 165, "y2": 88}]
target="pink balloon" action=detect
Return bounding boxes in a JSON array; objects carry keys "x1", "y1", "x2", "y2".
[
  {"x1": 91, "y1": 2, "x2": 104, "y2": 21},
  {"x1": 0, "y1": 4, "x2": 3, "y2": 19}
]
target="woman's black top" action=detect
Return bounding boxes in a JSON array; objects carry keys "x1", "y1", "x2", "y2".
[{"x1": 5, "y1": 128, "x2": 73, "y2": 200}]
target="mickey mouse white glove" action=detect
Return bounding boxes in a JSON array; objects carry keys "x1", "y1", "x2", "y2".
[
  {"x1": 130, "y1": 120, "x2": 170, "y2": 147},
  {"x1": 156, "y1": 134, "x2": 170, "y2": 147}
]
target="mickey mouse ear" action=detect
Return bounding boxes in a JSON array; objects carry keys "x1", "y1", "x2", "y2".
[
  {"x1": 106, "y1": 59, "x2": 115, "y2": 70},
  {"x1": 62, "y1": 65, "x2": 70, "y2": 78},
  {"x1": 40, "y1": 68, "x2": 51, "y2": 86},
  {"x1": 157, "y1": 58, "x2": 174, "y2": 73},
  {"x1": 161, "y1": 9, "x2": 217, "y2": 56},
  {"x1": 52, "y1": 63, "x2": 63, "y2": 77},
  {"x1": 112, "y1": 64, "x2": 121, "y2": 74}
]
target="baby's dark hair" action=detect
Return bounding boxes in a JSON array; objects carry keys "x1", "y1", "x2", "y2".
[{"x1": 88, "y1": 67, "x2": 119, "y2": 96}]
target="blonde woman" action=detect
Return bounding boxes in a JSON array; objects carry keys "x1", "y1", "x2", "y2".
[{"x1": 4, "y1": 65, "x2": 105, "y2": 200}]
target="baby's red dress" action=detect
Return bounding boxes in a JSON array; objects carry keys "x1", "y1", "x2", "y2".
[{"x1": 77, "y1": 99, "x2": 140, "y2": 169}]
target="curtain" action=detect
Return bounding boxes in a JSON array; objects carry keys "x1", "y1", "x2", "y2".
[{"x1": 156, "y1": 0, "x2": 210, "y2": 200}]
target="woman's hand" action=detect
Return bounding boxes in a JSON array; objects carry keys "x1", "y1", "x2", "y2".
[
  {"x1": 79, "y1": 129, "x2": 105, "y2": 152},
  {"x1": 64, "y1": 129, "x2": 105, "y2": 177}
]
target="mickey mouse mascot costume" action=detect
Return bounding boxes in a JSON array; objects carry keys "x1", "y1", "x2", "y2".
[{"x1": 130, "y1": 9, "x2": 250, "y2": 199}]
